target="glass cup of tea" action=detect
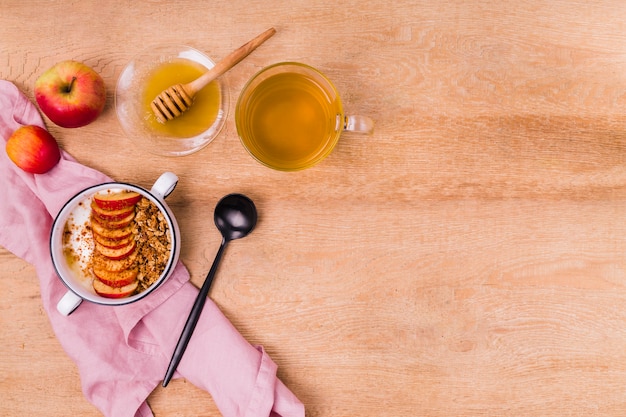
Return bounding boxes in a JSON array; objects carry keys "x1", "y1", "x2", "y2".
[{"x1": 235, "y1": 62, "x2": 373, "y2": 171}]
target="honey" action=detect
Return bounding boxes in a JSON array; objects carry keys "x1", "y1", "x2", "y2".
[{"x1": 141, "y1": 58, "x2": 221, "y2": 138}]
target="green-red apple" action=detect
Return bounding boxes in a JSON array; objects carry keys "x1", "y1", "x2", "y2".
[
  {"x1": 35, "y1": 60, "x2": 106, "y2": 128},
  {"x1": 6, "y1": 125, "x2": 61, "y2": 174}
]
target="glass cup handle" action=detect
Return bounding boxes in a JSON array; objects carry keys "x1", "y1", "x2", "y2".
[{"x1": 344, "y1": 115, "x2": 374, "y2": 134}]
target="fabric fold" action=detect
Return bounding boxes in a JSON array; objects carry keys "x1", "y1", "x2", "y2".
[{"x1": 0, "y1": 79, "x2": 304, "y2": 417}]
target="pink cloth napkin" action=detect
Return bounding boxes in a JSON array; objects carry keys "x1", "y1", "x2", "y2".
[{"x1": 0, "y1": 80, "x2": 304, "y2": 417}]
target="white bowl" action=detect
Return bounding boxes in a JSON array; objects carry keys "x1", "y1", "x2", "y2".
[{"x1": 50, "y1": 172, "x2": 181, "y2": 315}]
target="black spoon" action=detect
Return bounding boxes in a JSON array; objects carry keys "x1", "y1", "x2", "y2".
[{"x1": 162, "y1": 193, "x2": 258, "y2": 387}]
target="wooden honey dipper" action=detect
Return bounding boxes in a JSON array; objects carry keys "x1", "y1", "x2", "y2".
[{"x1": 151, "y1": 27, "x2": 276, "y2": 123}]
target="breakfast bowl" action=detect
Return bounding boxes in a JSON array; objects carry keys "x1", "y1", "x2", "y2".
[
  {"x1": 50, "y1": 172, "x2": 181, "y2": 315},
  {"x1": 115, "y1": 45, "x2": 230, "y2": 156}
]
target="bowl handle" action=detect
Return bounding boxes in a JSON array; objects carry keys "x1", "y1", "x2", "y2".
[
  {"x1": 151, "y1": 172, "x2": 179, "y2": 200},
  {"x1": 57, "y1": 291, "x2": 83, "y2": 316}
]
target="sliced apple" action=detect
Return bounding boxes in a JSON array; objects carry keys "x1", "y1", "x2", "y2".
[
  {"x1": 93, "y1": 266, "x2": 138, "y2": 288},
  {"x1": 93, "y1": 279, "x2": 138, "y2": 298},
  {"x1": 91, "y1": 219, "x2": 133, "y2": 239},
  {"x1": 94, "y1": 239, "x2": 136, "y2": 260},
  {"x1": 92, "y1": 249, "x2": 138, "y2": 272},
  {"x1": 93, "y1": 190, "x2": 141, "y2": 210},
  {"x1": 91, "y1": 211, "x2": 135, "y2": 229},
  {"x1": 93, "y1": 233, "x2": 134, "y2": 249},
  {"x1": 91, "y1": 201, "x2": 135, "y2": 221}
]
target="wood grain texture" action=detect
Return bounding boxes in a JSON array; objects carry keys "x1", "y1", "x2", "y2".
[{"x1": 2, "y1": 1, "x2": 626, "y2": 416}]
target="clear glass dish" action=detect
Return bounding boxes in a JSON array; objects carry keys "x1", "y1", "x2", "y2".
[{"x1": 115, "y1": 45, "x2": 229, "y2": 157}]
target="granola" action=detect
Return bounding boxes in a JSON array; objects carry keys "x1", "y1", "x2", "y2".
[{"x1": 132, "y1": 197, "x2": 172, "y2": 291}]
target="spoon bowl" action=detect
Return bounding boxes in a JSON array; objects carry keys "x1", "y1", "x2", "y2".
[
  {"x1": 162, "y1": 193, "x2": 257, "y2": 387},
  {"x1": 215, "y1": 194, "x2": 258, "y2": 241}
]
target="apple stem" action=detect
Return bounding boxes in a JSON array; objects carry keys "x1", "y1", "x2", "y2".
[{"x1": 65, "y1": 77, "x2": 77, "y2": 93}]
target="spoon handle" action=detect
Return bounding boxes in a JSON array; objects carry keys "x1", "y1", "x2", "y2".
[{"x1": 162, "y1": 238, "x2": 228, "y2": 387}]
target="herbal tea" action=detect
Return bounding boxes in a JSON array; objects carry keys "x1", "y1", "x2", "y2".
[
  {"x1": 237, "y1": 70, "x2": 342, "y2": 170},
  {"x1": 142, "y1": 58, "x2": 221, "y2": 138}
]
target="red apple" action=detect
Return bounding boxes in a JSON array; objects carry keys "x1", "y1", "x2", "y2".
[
  {"x1": 93, "y1": 279, "x2": 138, "y2": 298},
  {"x1": 93, "y1": 266, "x2": 138, "y2": 288},
  {"x1": 92, "y1": 249, "x2": 138, "y2": 272},
  {"x1": 91, "y1": 212, "x2": 135, "y2": 229},
  {"x1": 90, "y1": 220, "x2": 133, "y2": 239},
  {"x1": 91, "y1": 201, "x2": 135, "y2": 221},
  {"x1": 35, "y1": 60, "x2": 106, "y2": 128},
  {"x1": 93, "y1": 191, "x2": 141, "y2": 210},
  {"x1": 93, "y1": 233, "x2": 134, "y2": 249},
  {"x1": 94, "y1": 239, "x2": 136, "y2": 260},
  {"x1": 6, "y1": 125, "x2": 61, "y2": 174}
]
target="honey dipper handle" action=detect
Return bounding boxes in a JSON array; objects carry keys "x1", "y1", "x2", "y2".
[{"x1": 186, "y1": 27, "x2": 277, "y2": 95}]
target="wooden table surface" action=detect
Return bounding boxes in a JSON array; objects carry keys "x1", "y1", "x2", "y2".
[{"x1": 3, "y1": 1, "x2": 626, "y2": 416}]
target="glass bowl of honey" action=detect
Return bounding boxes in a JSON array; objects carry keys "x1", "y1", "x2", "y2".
[{"x1": 115, "y1": 45, "x2": 229, "y2": 156}]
